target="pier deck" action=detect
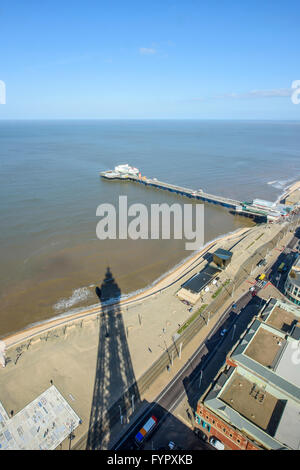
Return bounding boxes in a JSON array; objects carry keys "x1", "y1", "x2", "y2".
[{"x1": 100, "y1": 172, "x2": 242, "y2": 210}]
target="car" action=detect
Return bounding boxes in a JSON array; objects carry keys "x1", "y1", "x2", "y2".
[
  {"x1": 220, "y1": 328, "x2": 227, "y2": 337},
  {"x1": 167, "y1": 441, "x2": 183, "y2": 450},
  {"x1": 193, "y1": 428, "x2": 208, "y2": 441},
  {"x1": 251, "y1": 290, "x2": 257, "y2": 297},
  {"x1": 209, "y1": 437, "x2": 225, "y2": 450}
]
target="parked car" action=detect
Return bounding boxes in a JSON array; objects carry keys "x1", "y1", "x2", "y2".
[
  {"x1": 220, "y1": 328, "x2": 227, "y2": 337},
  {"x1": 209, "y1": 437, "x2": 225, "y2": 450},
  {"x1": 193, "y1": 428, "x2": 207, "y2": 441}
]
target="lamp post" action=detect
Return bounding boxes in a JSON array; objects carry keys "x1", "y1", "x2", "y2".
[
  {"x1": 199, "y1": 370, "x2": 203, "y2": 389},
  {"x1": 231, "y1": 324, "x2": 236, "y2": 341},
  {"x1": 118, "y1": 405, "x2": 123, "y2": 425},
  {"x1": 179, "y1": 342, "x2": 183, "y2": 359}
]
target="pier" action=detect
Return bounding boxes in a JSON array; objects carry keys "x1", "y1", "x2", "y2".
[
  {"x1": 100, "y1": 165, "x2": 292, "y2": 223},
  {"x1": 100, "y1": 171, "x2": 242, "y2": 210}
]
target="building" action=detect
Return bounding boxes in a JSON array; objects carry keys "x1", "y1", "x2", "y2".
[
  {"x1": 284, "y1": 256, "x2": 300, "y2": 306},
  {"x1": 212, "y1": 248, "x2": 233, "y2": 270},
  {"x1": 195, "y1": 298, "x2": 300, "y2": 450},
  {"x1": 177, "y1": 264, "x2": 220, "y2": 304}
]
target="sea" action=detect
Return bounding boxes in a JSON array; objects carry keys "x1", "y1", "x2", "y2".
[{"x1": 0, "y1": 119, "x2": 300, "y2": 336}]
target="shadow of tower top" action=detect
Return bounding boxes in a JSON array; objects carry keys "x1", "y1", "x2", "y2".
[{"x1": 98, "y1": 266, "x2": 121, "y2": 303}]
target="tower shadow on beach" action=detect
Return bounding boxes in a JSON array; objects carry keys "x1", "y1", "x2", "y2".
[{"x1": 86, "y1": 267, "x2": 140, "y2": 449}]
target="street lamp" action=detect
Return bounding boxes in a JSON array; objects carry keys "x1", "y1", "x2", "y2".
[
  {"x1": 179, "y1": 342, "x2": 183, "y2": 359},
  {"x1": 199, "y1": 370, "x2": 203, "y2": 389},
  {"x1": 231, "y1": 324, "x2": 236, "y2": 341},
  {"x1": 118, "y1": 405, "x2": 123, "y2": 425}
]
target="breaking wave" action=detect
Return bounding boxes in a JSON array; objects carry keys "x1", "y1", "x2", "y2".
[{"x1": 53, "y1": 287, "x2": 93, "y2": 311}]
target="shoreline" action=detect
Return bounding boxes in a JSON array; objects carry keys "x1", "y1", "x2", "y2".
[
  {"x1": 3, "y1": 178, "x2": 300, "y2": 346},
  {"x1": 2, "y1": 225, "x2": 251, "y2": 346}
]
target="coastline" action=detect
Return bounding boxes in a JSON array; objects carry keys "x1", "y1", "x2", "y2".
[
  {"x1": 2, "y1": 178, "x2": 300, "y2": 347},
  {"x1": 2, "y1": 225, "x2": 251, "y2": 346}
]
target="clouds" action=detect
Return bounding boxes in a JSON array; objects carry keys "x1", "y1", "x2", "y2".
[
  {"x1": 217, "y1": 88, "x2": 293, "y2": 99},
  {"x1": 139, "y1": 47, "x2": 156, "y2": 55},
  {"x1": 191, "y1": 88, "x2": 293, "y2": 102}
]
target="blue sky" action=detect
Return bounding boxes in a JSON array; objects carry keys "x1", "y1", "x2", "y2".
[{"x1": 0, "y1": 0, "x2": 300, "y2": 119}]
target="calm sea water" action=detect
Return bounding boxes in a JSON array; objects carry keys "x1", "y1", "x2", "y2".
[{"x1": 0, "y1": 120, "x2": 300, "y2": 336}]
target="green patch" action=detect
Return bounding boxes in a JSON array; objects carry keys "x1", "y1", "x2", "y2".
[
  {"x1": 212, "y1": 279, "x2": 230, "y2": 299},
  {"x1": 246, "y1": 241, "x2": 255, "y2": 250},
  {"x1": 177, "y1": 304, "x2": 208, "y2": 335},
  {"x1": 255, "y1": 233, "x2": 264, "y2": 241}
]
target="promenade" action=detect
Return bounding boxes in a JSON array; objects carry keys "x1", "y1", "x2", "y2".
[{"x1": 0, "y1": 217, "x2": 296, "y2": 449}]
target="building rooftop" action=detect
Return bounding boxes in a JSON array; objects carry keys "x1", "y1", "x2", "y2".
[
  {"x1": 266, "y1": 305, "x2": 298, "y2": 333},
  {"x1": 261, "y1": 298, "x2": 300, "y2": 333},
  {"x1": 244, "y1": 327, "x2": 285, "y2": 368},
  {"x1": 274, "y1": 342, "x2": 300, "y2": 388},
  {"x1": 213, "y1": 248, "x2": 233, "y2": 261},
  {"x1": 219, "y1": 372, "x2": 285, "y2": 435},
  {"x1": 181, "y1": 264, "x2": 220, "y2": 294}
]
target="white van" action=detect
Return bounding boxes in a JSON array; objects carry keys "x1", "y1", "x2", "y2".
[{"x1": 209, "y1": 437, "x2": 225, "y2": 450}]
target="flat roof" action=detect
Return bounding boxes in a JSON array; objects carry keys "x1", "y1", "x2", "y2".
[
  {"x1": 220, "y1": 373, "x2": 284, "y2": 434},
  {"x1": 0, "y1": 386, "x2": 80, "y2": 450},
  {"x1": 181, "y1": 264, "x2": 220, "y2": 294},
  {"x1": 274, "y1": 400, "x2": 300, "y2": 450},
  {"x1": 266, "y1": 305, "x2": 298, "y2": 333},
  {"x1": 244, "y1": 327, "x2": 285, "y2": 368},
  {"x1": 275, "y1": 342, "x2": 300, "y2": 388}
]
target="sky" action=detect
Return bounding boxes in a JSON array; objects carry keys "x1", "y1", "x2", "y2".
[{"x1": 0, "y1": 0, "x2": 300, "y2": 119}]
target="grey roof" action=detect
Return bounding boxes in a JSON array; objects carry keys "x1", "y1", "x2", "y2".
[
  {"x1": 214, "y1": 248, "x2": 233, "y2": 260},
  {"x1": 181, "y1": 264, "x2": 220, "y2": 293},
  {"x1": 275, "y1": 401, "x2": 300, "y2": 450},
  {"x1": 274, "y1": 342, "x2": 300, "y2": 388},
  {"x1": 291, "y1": 326, "x2": 300, "y2": 341}
]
